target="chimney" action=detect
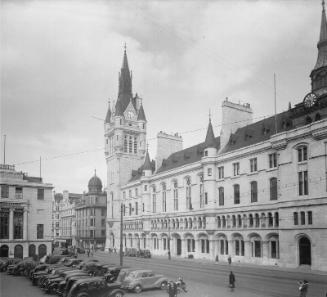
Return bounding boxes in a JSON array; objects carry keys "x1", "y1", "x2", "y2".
[
  {"x1": 155, "y1": 131, "x2": 183, "y2": 171},
  {"x1": 220, "y1": 99, "x2": 253, "y2": 150}
]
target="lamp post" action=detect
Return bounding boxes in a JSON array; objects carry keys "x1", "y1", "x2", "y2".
[{"x1": 120, "y1": 203, "x2": 123, "y2": 266}]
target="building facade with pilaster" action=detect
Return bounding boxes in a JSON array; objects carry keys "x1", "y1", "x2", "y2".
[
  {"x1": 105, "y1": 4, "x2": 327, "y2": 271},
  {"x1": 0, "y1": 164, "x2": 53, "y2": 258}
]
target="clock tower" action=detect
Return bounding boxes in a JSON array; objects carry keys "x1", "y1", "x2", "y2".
[
  {"x1": 104, "y1": 46, "x2": 147, "y2": 251},
  {"x1": 311, "y1": 0, "x2": 327, "y2": 96}
]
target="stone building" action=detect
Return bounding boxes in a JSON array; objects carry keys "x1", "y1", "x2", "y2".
[
  {"x1": 105, "y1": 4, "x2": 327, "y2": 271},
  {"x1": 58, "y1": 191, "x2": 82, "y2": 247},
  {"x1": 0, "y1": 164, "x2": 53, "y2": 258},
  {"x1": 75, "y1": 172, "x2": 107, "y2": 249},
  {"x1": 52, "y1": 193, "x2": 62, "y2": 244}
]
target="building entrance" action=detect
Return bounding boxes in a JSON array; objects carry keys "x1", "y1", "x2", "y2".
[
  {"x1": 0, "y1": 245, "x2": 9, "y2": 257},
  {"x1": 299, "y1": 237, "x2": 311, "y2": 265}
]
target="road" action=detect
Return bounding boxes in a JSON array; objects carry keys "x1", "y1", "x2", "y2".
[{"x1": 1, "y1": 252, "x2": 326, "y2": 297}]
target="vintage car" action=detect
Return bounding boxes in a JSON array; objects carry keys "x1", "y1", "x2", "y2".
[
  {"x1": 124, "y1": 248, "x2": 138, "y2": 257},
  {"x1": 38, "y1": 266, "x2": 76, "y2": 287},
  {"x1": 44, "y1": 269, "x2": 89, "y2": 294},
  {"x1": 121, "y1": 269, "x2": 168, "y2": 293},
  {"x1": 57, "y1": 274, "x2": 92, "y2": 297},
  {"x1": 136, "y1": 249, "x2": 151, "y2": 258},
  {"x1": 10, "y1": 258, "x2": 37, "y2": 276},
  {"x1": 67, "y1": 277, "x2": 125, "y2": 297},
  {"x1": 0, "y1": 258, "x2": 21, "y2": 272}
]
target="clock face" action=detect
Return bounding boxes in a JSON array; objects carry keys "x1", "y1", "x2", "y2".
[{"x1": 303, "y1": 92, "x2": 317, "y2": 108}]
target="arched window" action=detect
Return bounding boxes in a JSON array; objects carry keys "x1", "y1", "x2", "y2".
[
  {"x1": 268, "y1": 213, "x2": 273, "y2": 227},
  {"x1": 297, "y1": 145, "x2": 308, "y2": 162},
  {"x1": 232, "y1": 215, "x2": 236, "y2": 227},
  {"x1": 255, "y1": 213, "x2": 260, "y2": 227},
  {"x1": 249, "y1": 214, "x2": 254, "y2": 227},
  {"x1": 274, "y1": 212, "x2": 279, "y2": 227},
  {"x1": 218, "y1": 187, "x2": 224, "y2": 206},
  {"x1": 185, "y1": 218, "x2": 188, "y2": 229},
  {"x1": 270, "y1": 178, "x2": 278, "y2": 200},
  {"x1": 222, "y1": 216, "x2": 226, "y2": 228},
  {"x1": 233, "y1": 184, "x2": 240, "y2": 204},
  {"x1": 250, "y1": 181, "x2": 258, "y2": 203},
  {"x1": 186, "y1": 177, "x2": 192, "y2": 210},
  {"x1": 238, "y1": 215, "x2": 242, "y2": 227},
  {"x1": 217, "y1": 216, "x2": 221, "y2": 228},
  {"x1": 162, "y1": 183, "x2": 167, "y2": 212},
  {"x1": 173, "y1": 181, "x2": 178, "y2": 211},
  {"x1": 189, "y1": 218, "x2": 192, "y2": 229}
]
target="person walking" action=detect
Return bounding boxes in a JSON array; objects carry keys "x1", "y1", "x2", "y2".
[
  {"x1": 228, "y1": 255, "x2": 232, "y2": 265},
  {"x1": 229, "y1": 271, "x2": 235, "y2": 291},
  {"x1": 298, "y1": 280, "x2": 309, "y2": 297},
  {"x1": 87, "y1": 248, "x2": 90, "y2": 257}
]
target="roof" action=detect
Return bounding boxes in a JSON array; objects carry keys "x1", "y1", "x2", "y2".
[
  {"x1": 88, "y1": 173, "x2": 102, "y2": 194},
  {"x1": 156, "y1": 136, "x2": 220, "y2": 174},
  {"x1": 221, "y1": 95, "x2": 327, "y2": 153},
  {"x1": 204, "y1": 119, "x2": 216, "y2": 148},
  {"x1": 129, "y1": 160, "x2": 155, "y2": 182},
  {"x1": 105, "y1": 106, "x2": 111, "y2": 123},
  {"x1": 137, "y1": 104, "x2": 146, "y2": 121},
  {"x1": 143, "y1": 150, "x2": 152, "y2": 170}
]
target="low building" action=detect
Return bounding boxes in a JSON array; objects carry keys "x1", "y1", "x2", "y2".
[
  {"x1": 75, "y1": 172, "x2": 107, "y2": 250},
  {"x1": 0, "y1": 164, "x2": 53, "y2": 258}
]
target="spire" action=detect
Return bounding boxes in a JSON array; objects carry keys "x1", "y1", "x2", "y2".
[
  {"x1": 118, "y1": 44, "x2": 132, "y2": 96},
  {"x1": 311, "y1": 1, "x2": 327, "y2": 93},
  {"x1": 313, "y1": 1, "x2": 327, "y2": 71},
  {"x1": 105, "y1": 100, "x2": 111, "y2": 123},
  {"x1": 204, "y1": 117, "x2": 216, "y2": 148},
  {"x1": 137, "y1": 104, "x2": 146, "y2": 121},
  {"x1": 143, "y1": 147, "x2": 152, "y2": 171}
]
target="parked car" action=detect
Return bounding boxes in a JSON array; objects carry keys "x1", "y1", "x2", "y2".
[
  {"x1": 11, "y1": 258, "x2": 37, "y2": 276},
  {"x1": 137, "y1": 249, "x2": 151, "y2": 258},
  {"x1": 0, "y1": 258, "x2": 20, "y2": 272},
  {"x1": 66, "y1": 277, "x2": 125, "y2": 297},
  {"x1": 56, "y1": 274, "x2": 92, "y2": 297},
  {"x1": 121, "y1": 269, "x2": 168, "y2": 293}
]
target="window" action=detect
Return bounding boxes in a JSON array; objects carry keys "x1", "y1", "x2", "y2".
[
  {"x1": 270, "y1": 241, "x2": 278, "y2": 259},
  {"x1": 173, "y1": 182, "x2": 178, "y2": 211},
  {"x1": 250, "y1": 181, "x2": 258, "y2": 202},
  {"x1": 0, "y1": 208, "x2": 9, "y2": 239},
  {"x1": 15, "y1": 187, "x2": 23, "y2": 199},
  {"x1": 152, "y1": 189, "x2": 156, "y2": 213},
  {"x1": 218, "y1": 187, "x2": 224, "y2": 206},
  {"x1": 253, "y1": 240, "x2": 261, "y2": 257},
  {"x1": 233, "y1": 184, "x2": 240, "y2": 204},
  {"x1": 101, "y1": 208, "x2": 106, "y2": 216},
  {"x1": 204, "y1": 193, "x2": 208, "y2": 205},
  {"x1": 270, "y1": 177, "x2": 278, "y2": 200},
  {"x1": 134, "y1": 136, "x2": 137, "y2": 154},
  {"x1": 233, "y1": 163, "x2": 240, "y2": 176},
  {"x1": 144, "y1": 185, "x2": 147, "y2": 191},
  {"x1": 37, "y1": 188, "x2": 44, "y2": 200},
  {"x1": 37, "y1": 224, "x2": 44, "y2": 239},
  {"x1": 269, "y1": 153, "x2": 277, "y2": 168},
  {"x1": 207, "y1": 168, "x2": 212, "y2": 176},
  {"x1": 187, "y1": 239, "x2": 195, "y2": 252},
  {"x1": 135, "y1": 202, "x2": 138, "y2": 215},
  {"x1": 235, "y1": 239, "x2": 245, "y2": 256},
  {"x1": 13, "y1": 210, "x2": 23, "y2": 239},
  {"x1": 308, "y1": 211, "x2": 313, "y2": 225},
  {"x1": 300, "y1": 211, "x2": 305, "y2": 225},
  {"x1": 218, "y1": 166, "x2": 224, "y2": 179},
  {"x1": 199, "y1": 176, "x2": 204, "y2": 208},
  {"x1": 124, "y1": 135, "x2": 128, "y2": 153},
  {"x1": 297, "y1": 146, "x2": 308, "y2": 162},
  {"x1": 201, "y1": 239, "x2": 210, "y2": 253},
  {"x1": 142, "y1": 203, "x2": 144, "y2": 212},
  {"x1": 129, "y1": 136, "x2": 133, "y2": 153},
  {"x1": 101, "y1": 218, "x2": 106, "y2": 227},
  {"x1": 186, "y1": 178, "x2": 192, "y2": 210},
  {"x1": 298, "y1": 171, "x2": 308, "y2": 195},
  {"x1": 1, "y1": 185, "x2": 9, "y2": 198},
  {"x1": 129, "y1": 190, "x2": 132, "y2": 198},
  {"x1": 250, "y1": 158, "x2": 257, "y2": 172}
]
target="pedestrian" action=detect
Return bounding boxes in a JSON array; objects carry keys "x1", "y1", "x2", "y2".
[
  {"x1": 167, "y1": 280, "x2": 177, "y2": 297},
  {"x1": 298, "y1": 280, "x2": 309, "y2": 297},
  {"x1": 228, "y1": 255, "x2": 232, "y2": 265},
  {"x1": 229, "y1": 271, "x2": 235, "y2": 291},
  {"x1": 87, "y1": 249, "x2": 90, "y2": 257}
]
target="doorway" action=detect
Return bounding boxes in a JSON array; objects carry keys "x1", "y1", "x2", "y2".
[
  {"x1": 0, "y1": 245, "x2": 9, "y2": 257},
  {"x1": 14, "y1": 245, "x2": 23, "y2": 259},
  {"x1": 299, "y1": 237, "x2": 311, "y2": 265}
]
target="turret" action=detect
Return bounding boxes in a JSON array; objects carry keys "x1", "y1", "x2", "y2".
[{"x1": 142, "y1": 149, "x2": 152, "y2": 177}]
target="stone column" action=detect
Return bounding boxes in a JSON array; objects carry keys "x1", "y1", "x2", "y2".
[
  {"x1": 23, "y1": 208, "x2": 28, "y2": 241},
  {"x1": 9, "y1": 207, "x2": 14, "y2": 240}
]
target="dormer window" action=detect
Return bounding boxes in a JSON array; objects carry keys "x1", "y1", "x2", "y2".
[
  {"x1": 297, "y1": 146, "x2": 308, "y2": 162},
  {"x1": 204, "y1": 150, "x2": 208, "y2": 157}
]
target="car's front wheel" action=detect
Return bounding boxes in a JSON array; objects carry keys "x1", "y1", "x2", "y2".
[
  {"x1": 109, "y1": 289, "x2": 125, "y2": 297},
  {"x1": 160, "y1": 281, "x2": 167, "y2": 290},
  {"x1": 76, "y1": 291, "x2": 89, "y2": 297},
  {"x1": 134, "y1": 285, "x2": 142, "y2": 294}
]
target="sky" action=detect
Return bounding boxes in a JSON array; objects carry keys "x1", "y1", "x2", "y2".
[{"x1": 0, "y1": 0, "x2": 320, "y2": 193}]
